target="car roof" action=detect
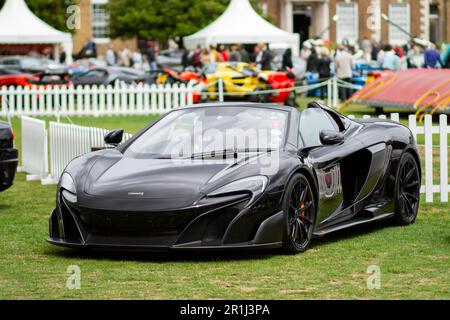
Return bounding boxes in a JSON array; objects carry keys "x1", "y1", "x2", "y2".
[
  {"x1": 89, "y1": 67, "x2": 145, "y2": 76},
  {"x1": 181, "y1": 102, "x2": 298, "y2": 113},
  {"x1": 0, "y1": 55, "x2": 46, "y2": 61}
]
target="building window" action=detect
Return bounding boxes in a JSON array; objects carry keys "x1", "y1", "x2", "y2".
[
  {"x1": 92, "y1": 0, "x2": 110, "y2": 41},
  {"x1": 336, "y1": 3, "x2": 358, "y2": 45},
  {"x1": 388, "y1": 3, "x2": 410, "y2": 45}
]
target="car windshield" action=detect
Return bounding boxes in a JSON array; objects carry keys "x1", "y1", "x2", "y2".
[
  {"x1": 125, "y1": 106, "x2": 288, "y2": 159},
  {"x1": 203, "y1": 63, "x2": 217, "y2": 74}
]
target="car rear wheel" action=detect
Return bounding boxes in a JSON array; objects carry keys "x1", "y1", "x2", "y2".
[
  {"x1": 282, "y1": 173, "x2": 316, "y2": 254},
  {"x1": 285, "y1": 92, "x2": 299, "y2": 108},
  {"x1": 250, "y1": 87, "x2": 269, "y2": 103},
  {"x1": 394, "y1": 152, "x2": 420, "y2": 225}
]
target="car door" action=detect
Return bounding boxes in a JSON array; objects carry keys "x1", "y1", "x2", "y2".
[{"x1": 299, "y1": 107, "x2": 364, "y2": 227}]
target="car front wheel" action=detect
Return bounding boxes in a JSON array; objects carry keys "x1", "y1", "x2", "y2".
[{"x1": 282, "y1": 173, "x2": 316, "y2": 254}]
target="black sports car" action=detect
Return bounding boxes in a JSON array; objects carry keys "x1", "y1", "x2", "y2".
[
  {"x1": 48, "y1": 102, "x2": 421, "y2": 253},
  {"x1": 0, "y1": 121, "x2": 18, "y2": 192}
]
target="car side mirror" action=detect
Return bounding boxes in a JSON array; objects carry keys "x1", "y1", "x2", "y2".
[
  {"x1": 104, "y1": 129, "x2": 124, "y2": 146},
  {"x1": 319, "y1": 130, "x2": 344, "y2": 145}
]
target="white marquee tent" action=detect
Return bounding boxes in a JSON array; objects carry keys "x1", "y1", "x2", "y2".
[
  {"x1": 184, "y1": 0, "x2": 299, "y2": 55},
  {"x1": 0, "y1": 0, "x2": 73, "y2": 63}
]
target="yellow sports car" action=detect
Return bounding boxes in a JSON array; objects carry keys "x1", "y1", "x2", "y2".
[{"x1": 203, "y1": 62, "x2": 296, "y2": 104}]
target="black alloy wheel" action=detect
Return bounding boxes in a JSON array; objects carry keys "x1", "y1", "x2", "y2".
[
  {"x1": 394, "y1": 152, "x2": 421, "y2": 225},
  {"x1": 282, "y1": 173, "x2": 316, "y2": 253}
]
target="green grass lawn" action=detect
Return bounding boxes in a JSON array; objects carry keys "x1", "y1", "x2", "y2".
[
  {"x1": 0, "y1": 102, "x2": 449, "y2": 299},
  {"x1": 0, "y1": 173, "x2": 448, "y2": 299}
]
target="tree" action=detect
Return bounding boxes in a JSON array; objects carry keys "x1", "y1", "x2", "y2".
[
  {"x1": 108, "y1": 0, "x2": 266, "y2": 45},
  {"x1": 0, "y1": 0, "x2": 78, "y2": 33}
]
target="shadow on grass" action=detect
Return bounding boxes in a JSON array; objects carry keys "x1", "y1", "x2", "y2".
[
  {"x1": 445, "y1": 236, "x2": 450, "y2": 244},
  {"x1": 43, "y1": 219, "x2": 400, "y2": 263},
  {"x1": 311, "y1": 218, "x2": 397, "y2": 248},
  {"x1": 0, "y1": 203, "x2": 12, "y2": 211},
  {"x1": 43, "y1": 246, "x2": 278, "y2": 263}
]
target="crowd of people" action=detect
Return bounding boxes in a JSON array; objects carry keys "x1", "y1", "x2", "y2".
[
  {"x1": 77, "y1": 38, "x2": 157, "y2": 70},
  {"x1": 77, "y1": 39, "x2": 279, "y2": 72},
  {"x1": 181, "y1": 43, "x2": 274, "y2": 70},
  {"x1": 300, "y1": 38, "x2": 449, "y2": 100},
  {"x1": 75, "y1": 36, "x2": 449, "y2": 101}
]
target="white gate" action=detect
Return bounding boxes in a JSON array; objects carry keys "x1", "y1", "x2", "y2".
[{"x1": 18, "y1": 116, "x2": 48, "y2": 181}]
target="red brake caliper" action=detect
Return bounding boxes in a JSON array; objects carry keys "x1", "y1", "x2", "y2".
[{"x1": 299, "y1": 203, "x2": 305, "y2": 222}]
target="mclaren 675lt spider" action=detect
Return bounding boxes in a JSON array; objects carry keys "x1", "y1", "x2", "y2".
[{"x1": 48, "y1": 102, "x2": 421, "y2": 253}]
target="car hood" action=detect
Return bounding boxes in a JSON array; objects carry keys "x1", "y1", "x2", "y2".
[{"x1": 82, "y1": 151, "x2": 268, "y2": 203}]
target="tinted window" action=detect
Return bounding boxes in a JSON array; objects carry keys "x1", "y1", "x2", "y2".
[
  {"x1": 299, "y1": 108, "x2": 336, "y2": 147},
  {"x1": 0, "y1": 59, "x2": 19, "y2": 66}
]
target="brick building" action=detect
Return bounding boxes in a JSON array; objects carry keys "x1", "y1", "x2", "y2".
[
  {"x1": 263, "y1": 0, "x2": 450, "y2": 45},
  {"x1": 72, "y1": 0, "x2": 135, "y2": 57},
  {"x1": 73, "y1": 0, "x2": 450, "y2": 55}
]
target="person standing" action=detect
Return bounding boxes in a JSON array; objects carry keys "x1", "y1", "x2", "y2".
[
  {"x1": 394, "y1": 45, "x2": 405, "y2": 58},
  {"x1": 83, "y1": 38, "x2": 97, "y2": 59},
  {"x1": 132, "y1": 51, "x2": 143, "y2": 69},
  {"x1": 306, "y1": 48, "x2": 319, "y2": 73},
  {"x1": 282, "y1": 48, "x2": 293, "y2": 70},
  {"x1": 181, "y1": 48, "x2": 191, "y2": 69},
  {"x1": 239, "y1": 45, "x2": 250, "y2": 63},
  {"x1": 145, "y1": 41, "x2": 157, "y2": 71},
  {"x1": 59, "y1": 44, "x2": 66, "y2": 64},
  {"x1": 371, "y1": 41, "x2": 380, "y2": 62},
  {"x1": 219, "y1": 44, "x2": 229, "y2": 62},
  {"x1": 318, "y1": 48, "x2": 331, "y2": 100},
  {"x1": 209, "y1": 45, "x2": 220, "y2": 63},
  {"x1": 192, "y1": 45, "x2": 202, "y2": 68},
  {"x1": 361, "y1": 37, "x2": 372, "y2": 61},
  {"x1": 305, "y1": 48, "x2": 320, "y2": 97},
  {"x1": 118, "y1": 47, "x2": 131, "y2": 67},
  {"x1": 424, "y1": 43, "x2": 443, "y2": 68},
  {"x1": 381, "y1": 44, "x2": 400, "y2": 71},
  {"x1": 300, "y1": 42, "x2": 312, "y2": 62},
  {"x1": 377, "y1": 43, "x2": 386, "y2": 66},
  {"x1": 229, "y1": 45, "x2": 240, "y2": 62},
  {"x1": 105, "y1": 44, "x2": 116, "y2": 66},
  {"x1": 335, "y1": 45, "x2": 353, "y2": 101},
  {"x1": 200, "y1": 48, "x2": 211, "y2": 66},
  {"x1": 254, "y1": 43, "x2": 273, "y2": 70}
]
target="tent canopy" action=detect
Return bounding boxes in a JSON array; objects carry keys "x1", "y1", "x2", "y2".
[
  {"x1": 0, "y1": 0, "x2": 72, "y2": 63},
  {"x1": 184, "y1": 0, "x2": 299, "y2": 55}
]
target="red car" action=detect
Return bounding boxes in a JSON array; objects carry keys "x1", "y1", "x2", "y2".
[{"x1": 0, "y1": 68, "x2": 70, "y2": 88}]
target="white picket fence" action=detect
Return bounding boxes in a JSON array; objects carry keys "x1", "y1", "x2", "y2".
[
  {"x1": 0, "y1": 82, "x2": 195, "y2": 117},
  {"x1": 408, "y1": 114, "x2": 448, "y2": 203},
  {"x1": 18, "y1": 116, "x2": 48, "y2": 180},
  {"x1": 348, "y1": 113, "x2": 449, "y2": 203}
]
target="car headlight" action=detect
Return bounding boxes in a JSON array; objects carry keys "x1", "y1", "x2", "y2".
[
  {"x1": 60, "y1": 172, "x2": 77, "y2": 203},
  {"x1": 208, "y1": 176, "x2": 268, "y2": 204}
]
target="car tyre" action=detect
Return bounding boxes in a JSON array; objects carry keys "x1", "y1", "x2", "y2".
[
  {"x1": 394, "y1": 152, "x2": 421, "y2": 225},
  {"x1": 250, "y1": 87, "x2": 269, "y2": 103},
  {"x1": 285, "y1": 92, "x2": 299, "y2": 108},
  {"x1": 282, "y1": 173, "x2": 316, "y2": 254}
]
